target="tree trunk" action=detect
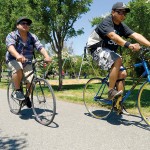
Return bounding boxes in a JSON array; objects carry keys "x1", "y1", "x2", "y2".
[
  {"x1": 58, "y1": 49, "x2": 63, "y2": 91},
  {"x1": 0, "y1": 61, "x2": 3, "y2": 82}
]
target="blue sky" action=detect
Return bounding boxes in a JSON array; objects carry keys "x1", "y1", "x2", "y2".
[{"x1": 67, "y1": 0, "x2": 131, "y2": 56}]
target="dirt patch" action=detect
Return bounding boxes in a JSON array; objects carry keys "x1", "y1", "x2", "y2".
[{"x1": 49, "y1": 79, "x2": 89, "y2": 85}]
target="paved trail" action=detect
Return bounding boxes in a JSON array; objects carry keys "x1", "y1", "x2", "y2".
[{"x1": 0, "y1": 89, "x2": 149, "y2": 150}]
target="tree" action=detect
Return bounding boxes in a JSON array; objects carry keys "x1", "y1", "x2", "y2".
[
  {"x1": 126, "y1": 0, "x2": 150, "y2": 38},
  {"x1": 90, "y1": 13, "x2": 109, "y2": 27},
  {"x1": 34, "y1": 0, "x2": 93, "y2": 90},
  {"x1": 0, "y1": 0, "x2": 93, "y2": 89}
]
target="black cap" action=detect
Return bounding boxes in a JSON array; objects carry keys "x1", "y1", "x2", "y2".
[
  {"x1": 16, "y1": 17, "x2": 32, "y2": 25},
  {"x1": 112, "y1": 2, "x2": 130, "y2": 13}
]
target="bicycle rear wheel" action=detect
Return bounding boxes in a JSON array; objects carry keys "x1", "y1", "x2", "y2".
[
  {"x1": 83, "y1": 78, "x2": 112, "y2": 119},
  {"x1": 7, "y1": 80, "x2": 22, "y2": 114},
  {"x1": 138, "y1": 81, "x2": 150, "y2": 126},
  {"x1": 31, "y1": 78, "x2": 56, "y2": 126}
]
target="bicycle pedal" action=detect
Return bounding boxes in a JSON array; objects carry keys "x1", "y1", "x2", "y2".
[
  {"x1": 117, "y1": 109, "x2": 123, "y2": 115},
  {"x1": 113, "y1": 106, "x2": 118, "y2": 112}
]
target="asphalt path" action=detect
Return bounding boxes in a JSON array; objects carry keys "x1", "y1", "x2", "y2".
[{"x1": 0, "y1": 89, "x2": 149, "y2": 150}]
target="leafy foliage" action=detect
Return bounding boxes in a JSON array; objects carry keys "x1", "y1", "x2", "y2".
[
  {"x1": 126, "y1": 0, "x2": 150, "y2": 38},
  {"x1": 0, "y1": 0, "x2": 93, "y2": 88}
]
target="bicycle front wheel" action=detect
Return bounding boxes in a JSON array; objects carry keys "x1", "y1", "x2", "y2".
[
  {"x1": 7, "y1": 80, "x2": 22, "y2": 114},
  {"x1": 138, "y1": 81, "x2": 150, "y2": 126},
  {"x1": 83, "y1": 78, "x2": 112, "y2": 119},
  {"x1": 31, "y1": 78, "x2": 56, "y2": 126}
]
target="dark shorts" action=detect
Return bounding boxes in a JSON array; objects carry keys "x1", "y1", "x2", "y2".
[{"x1": 90, "y1": 47, "x2": 121, "y2": 70}]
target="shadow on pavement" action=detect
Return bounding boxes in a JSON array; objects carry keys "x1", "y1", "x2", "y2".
[
  {"x1": 0, "y1": 130, "x2": 27, "y2": 150},
  {"x1": 84, "y1": 112, "x2": 150, "y2": 131},
  {"x1": 19, "y1": 108, "x2": 34, "y2": 120},
  {"x1": 18, "y1": 108, "x2": 59, "y2": 128},
  {"x1": 47, "y1": 122, "x2": 59, "y2": 128}
]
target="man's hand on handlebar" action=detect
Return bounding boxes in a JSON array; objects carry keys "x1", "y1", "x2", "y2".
[
  {"x1": 44, "y1": 57, "x2": 52, "y2": 64},
  {"x1": 16, "y1": 54, "x2": 27, "y2": 63},
  {"x1": 129, "y1": 43, "x2": 141, "y2": 51},
  {"x1": 42, "y1": 56, "x2": 52, "y2": 67}
]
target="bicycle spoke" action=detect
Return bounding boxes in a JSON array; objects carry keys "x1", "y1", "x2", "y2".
[
  {"x1": 7, "y1": 81, "x2": 22, "y2": 114},
  {"x1": 31, "y1": 78, "x2": 56, "y2": 126},
  {"x1": 138, "y1": 81, "x2": 150, "y2": 126},
  {"x1": 83, "y1": 78, "x2": 112, "y2": 119}
]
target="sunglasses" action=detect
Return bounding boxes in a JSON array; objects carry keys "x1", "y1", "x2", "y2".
[
  {"x1": 115, "y1": 10, "x2": 127, "y2": 16},
  {"x1": 20, "y1": 22, "x2": 30, "y2": 26}
]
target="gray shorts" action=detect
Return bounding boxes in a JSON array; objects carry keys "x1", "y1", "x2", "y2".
[
  {"x1": 91, "y1": 47, "x2": 121, "y2": 70},
  {"x1": 7, "y1": 60, "x2": 33, "y2": 83}
]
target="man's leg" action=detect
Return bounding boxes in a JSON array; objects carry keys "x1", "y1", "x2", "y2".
[
  {"x1": 116, "y1": 70, "x2": 127, "y2": 92},
  {"x1": 91, "y1": 47, "x2": 123, "y2": 100},
  {"x1": 115, "y1": 70, "x2": 129, "y2": 115},
  {"x1": 8, "y1": 60, "x2": 25, "y2": 100},
  {"x1": 108, "y1": 58, "x2": 125, "y2": 100},
  {"x1": 12, "y1": 69, "x2": 23, "y2": 90},
  {"x1": 109, "y1": 57, "x2": 122, "y2": 91}
]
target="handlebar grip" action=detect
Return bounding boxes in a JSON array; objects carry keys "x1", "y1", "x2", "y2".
[{"x1": 139, "y1": 47, "x2": 150, "y2": 58}]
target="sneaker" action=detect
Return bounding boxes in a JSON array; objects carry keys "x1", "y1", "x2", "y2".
[
  {"x1": 13, "y1": 91, "x2": 25, "y2": 101},
  {"x1": 108, "y1": 89, "x2": 123, "y2": 100},
  {"x1": 25, "y1": 97, "x2": 32, "y2": 108}
]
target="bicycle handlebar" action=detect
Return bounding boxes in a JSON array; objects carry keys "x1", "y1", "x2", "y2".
[
  {"x1": 139, "y1": 47, "x2": 150, "y2": 59},
  {"x1": 25, "y1": 59, "x2": 46, "y2": 64},
  {"x1": 31, "y1": 59, "x2": 44, "y2": 64}
]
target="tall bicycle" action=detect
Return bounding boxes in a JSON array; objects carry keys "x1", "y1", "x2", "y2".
[
  {"x1": 83, "y1": 47, "x2": 150, "y2": 126},
  {"x1": 7, "y1": 59, "x2": 56, "y2": 126}
]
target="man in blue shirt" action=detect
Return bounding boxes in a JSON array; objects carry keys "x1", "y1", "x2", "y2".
[{"x1": 6, "y1": 17, "x2": 51, "y2": 108}]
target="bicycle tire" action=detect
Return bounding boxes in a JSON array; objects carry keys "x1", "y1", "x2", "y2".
[
  {"x1": 31, "y1": 78, "x2": 56, "y2": 126},
  {"x1": 83, "y1": 77, "x2": 112, "y2": 119},
  {"x1": 138, "y1": 81, "x2": 150, "y2": 126},
  {"x1": 7, "y1": 80, "x2": 22, "y2": 114}
]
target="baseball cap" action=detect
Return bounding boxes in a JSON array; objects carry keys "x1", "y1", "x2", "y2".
[
  {"x1": 16, "y1": 17, "x2": 32, "y2": 25},
  {"x1": 112, "y1": 2, "x2": 130, "y2": 13}
]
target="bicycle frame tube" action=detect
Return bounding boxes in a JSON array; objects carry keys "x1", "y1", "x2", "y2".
[
  {"x1": 95, "y1": 82, "x2": 106, "y2": 97},
  {"x1": 96, "y1": 74, "x2": 109, "y2": 96},
  {"x1": 23, "y1": 72, "x2": 35, "y2": 98},
  {"x1": 122, "y1": 59, "x2": 150, "y2": 103},
  {"x1": 22, "y1": 63, "x2": 36, "y2": 98},
  {"x1": 94, "y1": 75, "x2": 112, "y2": 105},
  {"x1": 142, "y1": 61, "x2": 150, "y2": 82},
  {"x1": 94, "y1": 81, "x2": 112, "y2": 105}
]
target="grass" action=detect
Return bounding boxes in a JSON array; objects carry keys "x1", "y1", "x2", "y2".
[
  {"x1": 52, "y1": 84, "x2": 84, "y2": 103},
  {"x1": 0, "y1": 78, "x2": 9, "y2": 89},
  {"x1": 0, "y1": 78, "x2": 145, "y2": 103},
  {"x1": 1, "y1": 77, "x2": 150, "y2": 115}
]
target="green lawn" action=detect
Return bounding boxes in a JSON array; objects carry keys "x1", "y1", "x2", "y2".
[{"x1": 1, "y1": 77, "x2": 149, "y2": 115}]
